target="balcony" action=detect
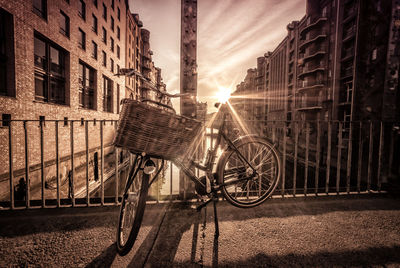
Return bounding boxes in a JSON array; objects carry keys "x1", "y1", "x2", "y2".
[
  {"x1": 303, "y1": 50, "x2": 326, "y2": 62},
  {"x1": 297, "y1": 82, "x2": 324, "y2": 93},
  {"x1": 300, "y1": 17, "x2": 328, "y2": 35},
  {"x1": 298, "y1": 66, "x2": 325, "y2": 78},
  {"x1": 299, "y1": 33, "x2": 327, "y2": 49}
]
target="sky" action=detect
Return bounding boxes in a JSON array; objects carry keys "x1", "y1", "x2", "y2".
[{"x1": 129, "y1": 0, "x2": 306, "y2": 112}]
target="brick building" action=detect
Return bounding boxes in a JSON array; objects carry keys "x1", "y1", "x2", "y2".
[
  {"x1": 234, "y1": 0, "x2": 400, "y2": 138},
  {"x1": 231, "y1": 0, "x2": 400, "y2": 189},
  {"x1": 0, "y1": 0, "x2": 167, "y2": 202}
]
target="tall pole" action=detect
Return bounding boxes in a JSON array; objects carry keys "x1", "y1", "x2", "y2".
[{"x1": 180, "y1": 0, "x2": 197, "y2": 199}]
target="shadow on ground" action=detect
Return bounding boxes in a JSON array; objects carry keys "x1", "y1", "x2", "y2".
[
  {"x1": 175, "y1": 245, "x2": 400, "y2": 267},
  {"x1": 1, "y1": 195, "x2": 399, "y2": 238}
]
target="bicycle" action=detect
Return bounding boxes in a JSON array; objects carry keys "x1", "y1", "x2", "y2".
[{"x1": 113, "y1": 71, "x2": 281, "y2": 256}]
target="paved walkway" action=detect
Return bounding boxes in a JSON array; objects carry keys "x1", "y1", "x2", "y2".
[{"x1": 1, "y1": 195, "x2": 400, "y2": 267}]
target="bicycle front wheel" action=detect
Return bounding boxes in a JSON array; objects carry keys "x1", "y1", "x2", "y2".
[
  {"x1": 116, "y1": 156, "x2": 149, "y2": 256},
  {"x1": 217, "y1": 136, "x2": 281, "y2": 208}
]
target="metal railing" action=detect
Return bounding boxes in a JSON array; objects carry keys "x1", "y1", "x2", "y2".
[{"x1": 1, "y1": 119, "x2": 399, "y2": 210}]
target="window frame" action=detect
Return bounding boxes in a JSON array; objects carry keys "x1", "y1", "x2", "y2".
[
  {"x1": 34, "y1": 33, "x2": 67, "y2": 105},
  {"x1": 33, "y1": 0, "x2": 47, "y2": 20},
  {"x1": 78, "y1": 28, "x2": 86, "y2": 50},
  {"x1": 79, "y1": 60, "x2": 96, "y2": 110},
  {"x1": 78, "y1": 0, "x2": 86, "y2": 20},
  {"x1": 102, "y1": 3, "x2": 107, "y2": 21},
  {"x1": 103, "y1": 75, "x2": 113, "y2": 113},
  {"x1": 102, "y1": 27, "x2": 107, "y2": 44},
  {"x1": 92, "y1": 14, "x2": 98, "y2": 34},
  {"x1": 91, "y1": 41, "x2": 97, "y2": 59},
  {"x1": 59, "y1": 10, "x2": 70, "y2": 37},
  {"x1": 102, "y1": 50, "x2": 106, "y2": 67}
]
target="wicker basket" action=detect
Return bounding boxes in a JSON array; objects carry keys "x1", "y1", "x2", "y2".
[{"x1": 114, "y1": 99, "x2": 203, "y2": 161}]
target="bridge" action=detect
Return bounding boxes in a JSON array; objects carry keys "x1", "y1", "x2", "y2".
[{"x1": 1, "y1": 195, "x2": 399, "y2": 267}]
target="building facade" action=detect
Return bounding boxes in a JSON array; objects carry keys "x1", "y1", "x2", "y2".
[
  {"x1": 234, "y1": 0, "x2": 400, "y2": 137},
  {"x1": 0, "y1": 0, "x2": 167, "y2": 202}
]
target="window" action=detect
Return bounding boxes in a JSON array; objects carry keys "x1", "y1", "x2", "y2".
[
  {"x1": 103, "y1": 75, "x2": 113, "y2": 112},
  {"x1": 117, "y1": 7, "x2": 120, "y2": 20},
  {"x1": 2, "y1": 114, "x2": 11, "y2": 127},
  {"x1": 111, "y1": 16, "x2": 114, "y2": 31},
  {"x1": 102, "y1": 27, "x2": 107, "y2": 44},
  {"x1": 78, "y1": 0, "x2": 85, "y2": 20},
  {"x1": 34, "y1": 34, "x2": 67, "y2": 104},
  {"x1": 110, "y1": 37, "x2": 114, "y2": 52},
  {"x1": 111, "y1": 0, "x2": 114, "y2": 10},
  {"x1": 79, "y1": 61, "x2": 96, "y2": 109},
  {"x1": 110, "y1": 58, "x2": 114, "y2": 72},
  {"x1": 33, "y1": 0, "x2": 47, "y2": 19},
  {"x1": 92, "y1": 14, "x2": 98, "y2": 34},
  {"x1": 117, "y1": 45, "x2": 120, "y2": 59},
  {"x1": 92, "y1": 41, "x2": 97, "y2": 59},
  {"x1": 93, "y1": 0, "x2": 97, "y2": 8},
  {"x1": 117, "y1": 26, "x2": 120, "y2": 40},
  {"x1": 60, "y1": 11, "x2": 69, "y2": 37},
  {"x1": 102, "y1": 3, "x2": 107, "y2": 21},
  {"x1": 78, "y1": 28, "x2": 86, "y2": 50},
  {"x1": 102, "y1": 50, "x2": 106, "y2": 67},
  {"x1": 0, "y1": 8, "x2": 15, "y2": 97},
  {"x1": 117, "y1": 64, "x2": 120, "y2": 74}
]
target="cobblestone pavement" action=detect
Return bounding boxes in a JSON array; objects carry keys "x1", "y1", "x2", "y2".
[{"x1": 1, "y1": 195, "x2": 400, "y2": 267}]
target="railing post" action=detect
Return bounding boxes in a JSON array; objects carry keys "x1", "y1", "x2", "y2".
[
  {"x1": 315, "y1": 120, "x2": 321, "y2": 195},
  {"x1": 304, "y1": 122, "x2": 310, "y2": 196},
  {"x1": 85, "y1": 120, "x2": 90, "y2": 206},
  {"x1": 336, "y1": 122, "x2": 343, "y2": 194},
  {"x1": 40, "y1": 119, "x2": 45, "y2": 208},
  {"x1": 282, "y1": 122, "x2": 287, "y2": 197},
  {"x1": 377, "y1": 121, "x2": 384, "y2": 192},
  {"x1": 357, "y1": 121, "x2": 362, "y2": 193},
  {"x1": 24, "y1": 121, "x2": 30, "y2": 208},
  {"x1": 55, "y1": 121, "x2": 60, "y2": 207},
  {"x1": 9, "y1": 120, "x2": 14, "y2": 210},
  {"x1": 100, "y1": 120, "x2": 104, "y2": 205},
  {"x1": 70, "y1": 121, "x2": 75, "y2": 207},
  {"x1": 325, "y1": 121, "x2": 332, "y2": 194},
  {"x1": 293, "y1": 121, "x2": 298, "y2": 196},
  {"x1": 346, "y1": 121, "x2": 353, "y2": 194},
  {"x1": 367, "y1": 121, "x2": 373, "y2": 192},
  {"x1": 115, "y1": 146, "x2": 119, "y2": 205}
]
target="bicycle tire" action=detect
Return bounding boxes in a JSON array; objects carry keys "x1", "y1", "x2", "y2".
[
  {"x1": 217, "y1": 136, "x2": 281, "y2": 208},
  {"x1": 116, "y1": 158, "x2": 149, "y2": 256}
]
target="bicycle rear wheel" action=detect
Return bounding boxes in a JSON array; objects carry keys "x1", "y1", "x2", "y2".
[
  {"x1": 116, "y1": 156, "x2": 149, "y2": 256},
  {"x1": 217, "y1": 136, "x2": 281, "y2": 208}
]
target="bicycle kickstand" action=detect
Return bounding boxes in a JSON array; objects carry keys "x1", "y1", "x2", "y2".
[
  {"x1": 195, "y1": 194, "x2": 220, "y2": 237},
  {"x1": 212, "y1": 194, "x2": 220, "y2": 237}
]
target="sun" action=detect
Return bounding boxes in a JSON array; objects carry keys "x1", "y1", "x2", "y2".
[{"x1": 216, "y1": 86, "x2": 231, "y2": 103}]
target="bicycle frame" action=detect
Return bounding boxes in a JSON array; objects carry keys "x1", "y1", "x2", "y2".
[{"x1": 147, "y1": 102, "x2": 259, "y2": 194}]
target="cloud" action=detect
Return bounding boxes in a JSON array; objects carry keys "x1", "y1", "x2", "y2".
[{"x1": 129, "y1": 0, "x2": 305, "y2": 111}]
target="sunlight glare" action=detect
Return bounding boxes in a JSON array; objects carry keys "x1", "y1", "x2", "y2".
[{"x1": 216, "y1": 86, "x2": 231, "y2": 103}]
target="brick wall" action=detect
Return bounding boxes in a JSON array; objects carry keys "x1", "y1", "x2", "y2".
[{"x1": 0, "y1": 0, "x2": 127, "y2": 198}]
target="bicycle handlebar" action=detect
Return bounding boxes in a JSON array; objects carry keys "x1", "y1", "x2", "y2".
[{"x1": 115, "y1": 68, "x2": 193, "y2": 99}]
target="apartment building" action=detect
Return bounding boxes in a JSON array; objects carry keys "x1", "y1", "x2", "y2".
[{"x1": 234, "y1": 0, "x2": 399, "y2": 135}]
